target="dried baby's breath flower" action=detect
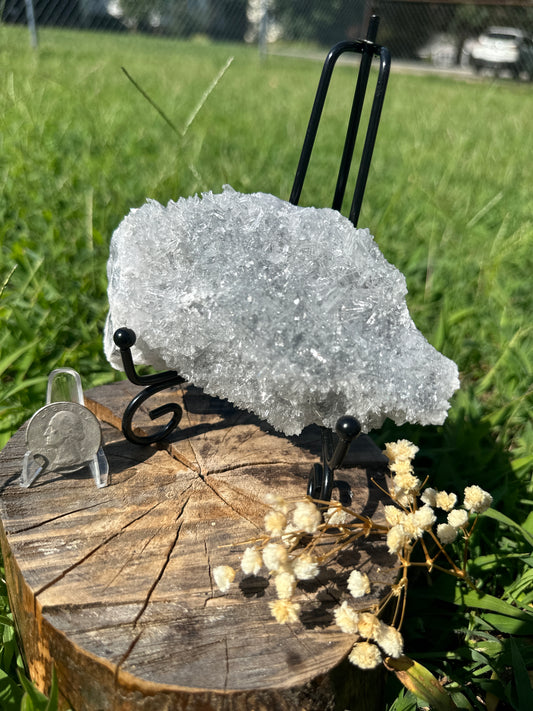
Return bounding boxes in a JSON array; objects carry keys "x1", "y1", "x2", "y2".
[
  {"x1": 334, "y1": 601, "x2": 360, "y2": 634},
  {"x1": 357, "y1": 612, "x2": 381, "y2": 641},
  {"x1": 437, "y1": 523, "x2": 458, "y2": 545},
  {"x1": 282, "y1": 522, "x2": 301, "y2": 547},
  {"x1": 447, "y1": 508, "x2": 469, "y2": 529},
  {"x1": 262, "y1": 542, "x2": 289, "y2": 572},
  {"x1": 265, "y1": 492, "x2": 289, "y2": 514},
  {"x1": 464, "y1": 485, "x2": 493, "y2": 514},
  {"x1": 383, "y1": 439, "x2": 419, "y2": 464},
  {"x1": 325, "y1": 504, "x2": 352, "y2": 526},
  {"x1": 402, "y1": 507, "x2": 436, "y2": 540},
  {"x1": 387, "y1": 524, "x2": 410, "y2": 554},
  {"x1": 213, "y1": 565, "x2": 236, "y2": 593},
  {"x1": 241, "y1": 546, "x2": 263, "y2": 576},
  {"x1": 383, "y1": 505, "x2": 404, "y2": 526},
  {"x1": 393, "y1": 471, "x2": 421, "y2": 495},
  {"x1": 274, "y1": 571, "x2": 297, "y2": 600},
  {"x1": 348, "y1": 641, "x2": 382, "y2": 669},
  {"x1": 264, "y1": 510, "x2": 287, "y2": 536},
  {"x1": 434, "y1": 490, "x2": 458, "y2": 512},
  {"x1": 269, "y1": 598, "x2": 301, "y2": 624},
  {"x1": 292, "y1": 500, "x2": 322, "y2": 534},
  {"x1": 402, "y1": 512, "x2": 424, "y2": 540},
  {"x1": 292, "y1": 552, "x2": 319, "y2": 581},
  {"x1": 347, "y1": 570, "x2": 371, "y2": 599},
  {"x1": 389, "y1": 459, "x2": 414, "y2": 476},
  {"x1": 413, "y1": 505, "x2": 437, "y2": 531},
  {"x1": 396, "y1": 490, "x2": 416, "y2": 508},
  {"x1": 376, "y1": 621, "x2": 404, "y2": 658},
  {"x1": 420, "y1": 487, "x2": 437, "y2": 507}
]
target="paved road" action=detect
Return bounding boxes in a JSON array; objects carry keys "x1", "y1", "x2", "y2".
[{"x1": 269, "y1": 49, "x2": 529, "y2": 83}]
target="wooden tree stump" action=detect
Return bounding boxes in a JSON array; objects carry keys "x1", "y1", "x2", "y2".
[{"x1": 0, "y1": 381, "x2": 397, "y2": 711}]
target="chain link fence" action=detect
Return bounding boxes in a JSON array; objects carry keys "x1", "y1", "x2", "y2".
[{"x1": 3, "y1": 1, "x2": 533, "y2": 67}]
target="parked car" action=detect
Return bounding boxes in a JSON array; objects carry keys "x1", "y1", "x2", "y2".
[
  {"x1": 416, "y1": 33, "x2": 475, "y2": 68},
  {"x1": 469, "y1": 27, "x2": 533, "y2": 78},
  {"x1": 417, "y1": 33, "x2": 457, "y2": 67}
]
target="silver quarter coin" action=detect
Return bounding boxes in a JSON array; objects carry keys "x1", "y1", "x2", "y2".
[{"x1": 26, "y1": 402, "x2": 102, "y2": 471}]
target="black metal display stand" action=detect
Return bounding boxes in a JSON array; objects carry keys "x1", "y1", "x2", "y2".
[{"x1": 113, "y1": 15, "x2": 391, "y2": 502}]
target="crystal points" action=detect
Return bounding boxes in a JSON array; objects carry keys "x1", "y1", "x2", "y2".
[{"x1": 104, "y1": 187, "x2": 459, "y2": 435}]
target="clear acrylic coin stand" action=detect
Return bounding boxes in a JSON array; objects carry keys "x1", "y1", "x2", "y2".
[{"x1": 21, "y1": 368, "x2": 109, "y2": 488}]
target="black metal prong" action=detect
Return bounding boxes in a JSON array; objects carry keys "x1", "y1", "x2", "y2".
[
  {"x1": 328, "y1": 415, "x2": 362, "y2": 470},
  {"x1": 307, "y1": 462, "x2": 324, "y2": 499},
  {"x1": 332, "y1": 15, "x2": 380, "y2": 215},
  {"x1": 295, "y1": 18, "x2": 384, "y2": 500},
  {"x1": 113, "y1": 328, "x2": 185, "y2": 445},
  {"x1": 113, "y1": 328, "x2": 182, "y2": 386},
  {"x1": 307, "y1": 416, "x2": 361, "y2": 503},
  {"x1": 289, "y1": 14, "x2": 390, "y2": 226}
]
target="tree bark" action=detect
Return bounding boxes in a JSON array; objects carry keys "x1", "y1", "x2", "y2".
[{"x1": 0, "y1": 381, "x2": 395, "y2": 710}]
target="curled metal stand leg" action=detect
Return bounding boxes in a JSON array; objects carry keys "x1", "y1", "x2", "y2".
[
  {"x1": 113, "y1": 328, "x2": 185, "y2": 445},
  {"x1": 307, "y1": 416, "x2": 361, "y2": 502}
]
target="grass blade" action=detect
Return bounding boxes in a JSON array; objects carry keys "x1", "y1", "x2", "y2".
[
  {"x1": 387, "y1": 656, "x2": 460, "y2": 710},
  {"x1": 482, "y1": 508, "x2": 533, "y2": 548},
  {"x1": 509, "y1": 637, "x2": 533, "y2": 710},
  {"x1": 121, "y1": 66, "x2": 181, "y2": 137}
]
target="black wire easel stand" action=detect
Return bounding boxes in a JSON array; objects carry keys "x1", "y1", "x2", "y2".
[{"x1": 113, "y1": 15, "x2": 391, "y2": 502}]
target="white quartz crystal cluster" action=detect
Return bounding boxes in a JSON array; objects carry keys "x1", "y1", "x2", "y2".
[{"x1": 104, "y1": 187, "x2": 459, "y2": 435}]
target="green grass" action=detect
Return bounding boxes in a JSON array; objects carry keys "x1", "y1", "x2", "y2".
[{"x1": 1, "y1": 24, "x2": 532, "y2": 710}]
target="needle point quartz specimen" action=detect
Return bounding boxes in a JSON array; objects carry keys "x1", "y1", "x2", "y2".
[{"x1": 104, "y1": 186, "x2": 459, "y2": 435}]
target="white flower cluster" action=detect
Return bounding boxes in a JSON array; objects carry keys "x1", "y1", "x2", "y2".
[
  {"x1": 213, "y1": 564, "x2": 236, "y2": 593},
  {"x1": 383, "y1": 440, "x2": 493, "y2": 555},
  {"x1": 212, "y1": 441, "x2": 494, "y2": 675},
  {"x1": 334, "y1": 572, "x2": 404, "y2": 669},
  {"x1": 214, "y1": 495, "x2": 325, "y2": 624}
]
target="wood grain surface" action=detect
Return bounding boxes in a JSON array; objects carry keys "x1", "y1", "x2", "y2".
[{"x1": 0, "y1": 380, "x2": 397, "y2": 710}]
